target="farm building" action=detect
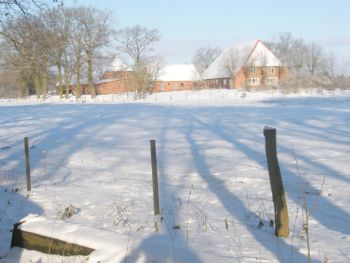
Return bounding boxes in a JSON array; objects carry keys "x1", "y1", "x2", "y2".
[
  {"x1": 203, "y1": 40, "x2": 289, "y2": 89},
  {"x1": 154, "y1": 64, "x2": 201, "y2": 92},
  {"x1": 60, "y1": 59, "x2": 133, "y2": 95},
  {"x1": 61, "y1": 62, "x2": 201, "y2": 95}
]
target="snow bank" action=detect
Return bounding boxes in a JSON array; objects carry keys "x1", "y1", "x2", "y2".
[{"x1": 0, "y1": 88, "x2": 348, "y2": 106}]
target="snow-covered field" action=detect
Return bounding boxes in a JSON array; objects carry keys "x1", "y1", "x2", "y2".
[{"x1": 0, "y1": 89, "x2": 349, "y2": 263}]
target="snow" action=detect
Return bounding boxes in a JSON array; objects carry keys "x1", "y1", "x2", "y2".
[
  {"x1": 159, "y1": 64, "x2": 201, "y2": 81},
  {"x1": 109, "y1": 58, "x2": 132, "y2": 72},
  {"x1": 203, "y1": 40, "x2": 282, "y2": 80},
  {"x1": 0, "y1": 89, "x2": 350, "y2": 263}
]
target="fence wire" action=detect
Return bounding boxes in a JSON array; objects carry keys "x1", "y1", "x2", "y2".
[{"x1": 1, "y1": 137, "x2": 349, "y2": 243}]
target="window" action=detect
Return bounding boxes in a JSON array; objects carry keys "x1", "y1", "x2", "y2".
[
  {"x1": 160, "y1": 83, "x2": 165, "y2": 91},
  {"x1": 249, "y1": 67, "x2": 256, "y2": 74},
  {"x1": 266, "y1": 77, "x2": 278, "y2": 86},
  {"x1": 248, "y1": 78, "x2": 260, "y2": 85},
  {"x1": 269, "y1": 67, "x2": 275, "y2": 74}
]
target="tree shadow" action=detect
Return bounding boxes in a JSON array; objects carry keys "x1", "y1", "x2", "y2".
[
  {"x1": 183, "y1": 119, "x2": 317, "y2": 263},
  {"x1": 120, "y1": 112, "x2": 204, "y2": 263},
  {"x1": 1, "y1": 97, "x2": 349, "y2": 262},
  {"x1": 199, "y1": 105, "x2": 350, "y2": 236}
]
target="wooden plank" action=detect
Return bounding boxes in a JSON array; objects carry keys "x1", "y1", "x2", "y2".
[{"x1": 11, "y1": 222, "x2": 94, "y2": 256}]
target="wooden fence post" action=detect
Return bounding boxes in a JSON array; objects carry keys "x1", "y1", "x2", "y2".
[
  {"x1": 263, "y1": 127, "x2": 289, "y2": 237},
  {"x1": 24, "y1": 137, "x2": 31, "y2": 193},
  {"x1": 150, "y1": 140, "x2": 160, "y2": 215}
]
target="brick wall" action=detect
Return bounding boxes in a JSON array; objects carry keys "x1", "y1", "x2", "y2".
[
  {"x1": 233, "y1": 66, "x2": 290, "y2": 88},
  {"x1": 205, "y1": 79, "x2": 230, "y2": 89},
  {"x1": 95, "y1": 79, "x2": 128, "y2": 94},
  {"x1": 154, "y1": 80, "x2": 198, "y2": 92},
  {"x1": 233, "y1": 68, "x2": 246, "y2": 88}
]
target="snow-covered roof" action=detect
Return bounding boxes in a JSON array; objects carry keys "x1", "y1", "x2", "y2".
[
  {"x1": 158, "y1": 64, "x2": 200, "y2": 81},
  {"x1": 108, "y1": 58, "x2": 132, "y2": 71},
  {"x1": 203, "y1": 40, "x2": 282, "y2": 80}
]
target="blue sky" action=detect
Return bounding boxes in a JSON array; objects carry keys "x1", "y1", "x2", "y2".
[{"x1": 68, "y1": 0, "x2": 350, "y2": 66}]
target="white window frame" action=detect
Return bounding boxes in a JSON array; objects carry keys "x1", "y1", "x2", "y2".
[
  {"x1": 266, "y1": 77, "x2": 278, "y2": 85},
  {"x1": 269, "y1": 67, "x2": 275, "y2": 74},
  {"x1": 159, "y1": 83, "x2": 165, "y2": 91},
  {"x1": 248, "y1": 77, "x2": 260, "y2": 85},
  {"x1": 249, "y1": 67, "x2": 256, "y2": 74},
  {"x1": 174, "y1": 83, "x2": 180, "y2": 91}
]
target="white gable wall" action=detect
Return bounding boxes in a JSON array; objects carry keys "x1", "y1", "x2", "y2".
[
  {"x1": 247, "y1": 41, "x2": 282, "y2": 67},
  {"x1": 203, "y1": 40, "x2": 283, "y2": 80}
]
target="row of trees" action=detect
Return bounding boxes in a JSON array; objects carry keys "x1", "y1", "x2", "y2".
[
  {"x1": 0, "y1": 2, "x2": 347, "y2": 98},
  {"x1": 268, "y1": 32, "x2": 336, "y2": 88},
  {"x1": 0, "y1": 0, "x2": 63, "y2": 22},
  {"x1": 0, "y1": 3, "x2": 161, "y2": 98}
]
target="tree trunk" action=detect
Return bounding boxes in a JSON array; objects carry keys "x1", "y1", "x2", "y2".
[
  {"x1": 35, "y1": 72, "x2": 42, "y2": 99},
  {"x1": 75, "y1": 52, "x2": 81, "y2": 98},
  {"x1": 57, "y1": 61, "x2": 63, "y2": 98},
  {"x1": 42, "y1": 64, "x2": 48, "y2": 99},
  {"x1": 87, "y1": 49, "x2": 96, "y2": 98},
  {"x1": 18, "y1": 79, "x2": 26, "y2": 98},
  {"x1": 64, "y1": 67, "x2": 70, "y2": 99}
]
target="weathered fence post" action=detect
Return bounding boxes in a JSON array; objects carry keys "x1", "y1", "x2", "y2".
[
  {"x1": 150, "y1": 140, "x2": 160, "y2": 215},
  {"x1": 24, "y1": 137, "x2": 31, "y2": 193},
  {"x1": 263, "y1": 127, "x2": 289, "y2": 237}
]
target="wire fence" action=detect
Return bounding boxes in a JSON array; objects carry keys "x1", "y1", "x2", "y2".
[
  {"x1": 1, "y1": 139, "x2": 348, "y2": 196},
  {"x1": 1, "y1": 136, "x2": 349, "y2": 248}
]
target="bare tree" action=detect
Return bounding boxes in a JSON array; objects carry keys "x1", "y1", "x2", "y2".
[
  {"x1": 0, "y1": 0, "x2": 63, "y2": 22},
  {"x1": 1, "y1": 5, "x2": 116, "y2": 99},
  {"x1": 220, "y1": 46, "x2": 251, "y2": 88},
  {"x1": 270, "y1": 32, "x2": 294, "y2": 65},
  {"x1": 77, "y1": 6, "x2": 114, "y2": 98},
  {"x1": 305, "y1": 42, "x2": 324, "y2": 76},
  {"x1": 222, "y1": 49, "x2": 243, "y2": 77},
  {"x1": 116, "y1": 25, "x2": 162, "y2": 98},
  {"x1": 116, "y1": 25, "x2": 160, "y2": 65},
  {"x1": 192, "y1": 47, "x2": 221, "y2": 76},
  {"x1": 42, "y1": 7, "x2": 70, "y2": 98},
  {"x1": 0, "y1": 40, "x2": 20, "y2": 97},
  {"x1": 69, "y1": 7, "x2": 85, "y2": 98},
  {"x1": 0, "y1": 15, "x2": 45, "y2": 97},
  {"x1": 270, "y1": 32, "x2": 339, "y2": 90}
]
